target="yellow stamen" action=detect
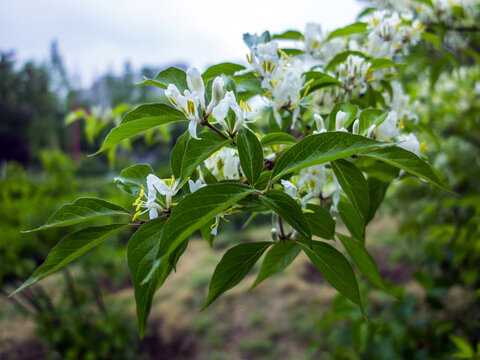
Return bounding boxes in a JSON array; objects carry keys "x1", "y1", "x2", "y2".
[
  {"x1": 135, "y1": 201, "x2": 143, "y2": 212},
  {"x1": 398, "y1": 120, "x2": 405, "y2": 129},
  {"x1": 168, "y1": 97, "x2": 178, "y2": 107},
  {"x1": 420, "y1": 141, "x2": 427, "y2": 154},
  {"x1": 289, "y1": 104, "x2": 298, "y2": 110},
  {"x1": 303, "y1": 85, "x2": 311, "y2": 98},
  {"x1": 304, "y1": 78, "x2": 314, "y2": 87},
  {"x1": 302, "y1": 209, "x2": 315, "y2": 214},
  {"x1": 187, "y1": 100, "x2": 195, "y2": 115},
  {"x1": 132, "y1": 210, "x2": 142, "y2": 222},
  {"x1": 133, "y1": 184, "x2": 145, "y2": 206},
  {"x1": 210, "y1": 221, "x2": 219, "y2": 230},
  {"x1": 278, "y1": 48, "x2": 291, "y2": 63}
]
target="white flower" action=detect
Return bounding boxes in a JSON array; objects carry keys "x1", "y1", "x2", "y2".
[
  {"x1": 188, "y1": 179, "x2": 206, "y2": 193},
  {"x1": 352, "y1": 119, "x2": 359, "y2": 135},
  {"x1": 297, "y1": 164, "x2": 326, "y2": 199},
  {"x1": 186, "y1": 68, "x2": 206, "y2": 109},
  {"x1": 165, "y1": 84, "x2": 201, "y2": 139},
  {"x1": 132, "y1": 175, "x2": 179, "y2": 221},
  {"x1": 165, "y1": 67, "x2": 209, "y2": 140},
  {"x1": 330, "y1": 175, "x2": 342, "y2": 213},
  {"x1": 271, "y1": 62, "x2": 303, "y2": 128},
  {"x1": 132, "y1": 184, "x2": 164, "y2": 221},
  {"x1": 398, "y1": 133, "x2": 421, "y2": 155},
  {"x1": 146, "y1": 174, "x2": 179, "y2": 209},
  {"x1": 376, "y1": 111, "x2": 398, "y2": 140},
  {"x1": 335, "y1": 111, "x2": 348, "y2": 132},
  {"x1": 211, "y1": 91, "x2": 257, "y2": 134},
  {"x1": 338, "y1": 55, "x2": 370, "y2": 94},
  {"x1": 281, "y1": 179, "x2": 298, "y2": 200},
  {"x1": 313, "y1": 114, "x2": 326, "y2": 134},
  {"x1": 205, "y1": 148, "x2": 242, "y2": 180},
  {"x1": 211, "y1": 91, "x2": 236, "y2": 132},
  {"x1": 305, "y1": 23, "x2": 324, "y2": 57},
  {"x1": 206, "y1": 76, "x2": 225, "y2": 114}
]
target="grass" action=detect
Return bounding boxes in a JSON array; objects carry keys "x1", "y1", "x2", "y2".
[{"x1": 1, "y1": 214, "x2": 416, "y2": 360}]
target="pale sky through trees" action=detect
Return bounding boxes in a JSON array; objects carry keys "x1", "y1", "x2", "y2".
[{"x1": 0, "y1": 0, "x2": 362, "y2": 86}]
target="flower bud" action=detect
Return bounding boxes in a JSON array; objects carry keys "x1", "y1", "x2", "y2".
[
  {"x1": 335, "y1": 111, "x2": 347, "y2": 132},
  {"x1": 207, "y1": 76, "x2": 225, "y2": 113},
  {"x1": 352, "y1": 119, "x2": 359, "y2": 135},
  {"x1": 314, "y1": 113, "x2": 325, "y2": 133},
  {"x1": 367, "y1": 125, "x2": 376, "y2": 138},
  {"x1": 187, "y1": 67, "x2": 205, "y2": 108}
]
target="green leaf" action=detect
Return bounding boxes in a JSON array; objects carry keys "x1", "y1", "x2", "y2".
[
  {"x1": 338, "y1": 196, "x2": 365, "y2": 242},
  {"x1": 368, "y1": 58, "x2": 401, "y2": 70},
  {"x1": 23, "y1": 198, "x2": 131, "y2": 232},
  {"x1": 304, "y1": 204, "x2": 335, "y2": 239},
  {"x1": 337, "y1": 233, "x2": 387, "y2": 292},
  {"x1": 95, "y1": 103, "x2": 187, "y2": 154},
  {"x1": 302, "y1": 71, "x2": 341, "y2": 92},
  {"x1": 253, "y1": 170, "x2": 272, "y2": 190},
  {"x1": 358, "y1": 109, "x2": 388, "y2": 135},
  {"x1": 270, "y1": 132, "x2": 393, "y2": 184},
  {"x1": 328, "y1": 103, "x2": 358, "y2": 131},
  {"x1": 202, "y1": 62, "x2": 246, "y2": 81},
  {"x1": 279, "y1": 48, "x2": 303, "y2": 57},
  {"x1": 201, "y1": 242, "x2": 271, "y2": 310},
  {"x1": 299, "y1": 240, "x2": 365, "y2": 315},
  {"x1": 325, "y1": 51, "x2": 367, "y2": 72},
  {"x1": 273, "y1": 30, "x2": 304, "y2": 40},
  {"x1": 13, "y1": 224, "x2": 131, "y2": 295},
  {"x1": 331, "y1": 159, "x2": 370, "y2": 220},
  {"x1": 260, "y1": 132, "x2": 297, "y2": 147},
  {"x1": 127, "y1": 218, "x2": 168, "y2": 338},
  {"x1": 115, "y1": 164, "x2": 155, "y2": 197},
  {"x1": 156, "y1": 184, "x2": 256, "y2": 263},
  {"x1": 259, "y1": 190, "x2": 312, "y2": 245},
  {"x1": 200, "y1": 221, "x2": 215, "y2": 247},
  {"x1": 237, "y1": 128, "x2": 264, "y2": 185},
  {"x1": 365, "y1": 146, "x2": 450, "y2": 191},
  {"x1": 327, "y1": 22, "x2": 368, "y2": 40},
  {"x1": 252, "y1": 242, "x2": 301, "y2": 288},
  {"x1": 138, "y1": 67, "x2": 188, "y2": 92},
  {"x1": 365, "y1": 177, "x2": 389, "y2": 224},
  {"x1": 170, "y1": 131, "x2": 190, "y2": 178},
  {"x1": 450, "y1": 336, "x2": 474, "y2": 358},
  {"x1": 174, "y1": 132, "x2": 230, "y2": 188}
]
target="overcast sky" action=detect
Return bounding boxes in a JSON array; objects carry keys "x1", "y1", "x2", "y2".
[{"x1": 0, "y1": 0, "x2": 362, "y2": 87}]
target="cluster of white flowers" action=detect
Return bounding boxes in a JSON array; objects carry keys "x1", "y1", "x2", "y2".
[
  {"x1": 371, "y1": 0, "x2": 479, "y2": 24},
  {"x1": 166, "y1": 68, "x2": 258, "y2": 139},
  {"x1": 338, "y1": 55, "x2": 371, "y2": 94},
  {"x1": 204, "y1": 148, "x2": 242, "y2": 180},
  {"x1": 132, "y1": 2, "x2": 446, "y2": 237},
  {"x1": 365, "y1": 10, "x2": 422, "y2": 58}
]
